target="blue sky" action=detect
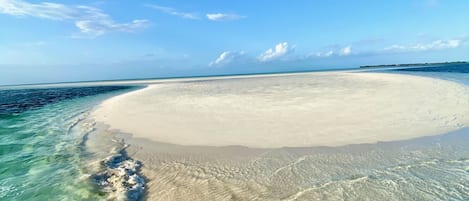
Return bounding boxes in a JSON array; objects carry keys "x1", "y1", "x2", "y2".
[{"x1": 1, "y1": 0, "x2": 469, "y2": 85}]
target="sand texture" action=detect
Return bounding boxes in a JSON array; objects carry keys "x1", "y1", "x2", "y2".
[
  {"x1": 122, "y1": 129, "x2": 469, "y2": 201},
  {"x1": 93, "y1": 72, "x2": 469, "y2": 148}
]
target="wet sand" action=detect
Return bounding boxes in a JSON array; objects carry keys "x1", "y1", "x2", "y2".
[
  {"x1": 119, "y1": 127, "x2": 469, "y2": 201},
  {"x1": 91, "y1": 71, "x2": 469, "y2": 200}
]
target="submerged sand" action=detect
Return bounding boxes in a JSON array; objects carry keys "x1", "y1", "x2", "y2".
[
  {"x1": 93, "y1": 72, "x2": 469, "y2": 148},
  {"x1": 91, "y1": 71, "x2": 469, "y2": 200},
  {"x1": 121, "y1": 129, "x2": 469, "y2": 201}
]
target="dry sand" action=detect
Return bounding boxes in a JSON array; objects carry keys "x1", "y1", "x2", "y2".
[
  {"x1": 92, "y1": 72, "x2": 469, "y2": 148},
  {"x1": 91, "y1": 71, "x2": 469, "y2": 200}
]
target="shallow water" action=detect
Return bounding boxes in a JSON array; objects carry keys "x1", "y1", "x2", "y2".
[
  {"x1": 1, "y1": 67, "x2": 469, "y2": 200},
  {"x1": 0, "y1": 86, "x2": 140, "y2": 200},
  {"x1": 124, "y1": 126, "x2": 469, "y2": 201},
  {"x1": 117, "y1": 67, "x2": 469, "y2": 200}
]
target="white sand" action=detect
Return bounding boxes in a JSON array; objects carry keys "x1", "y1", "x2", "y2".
[{"x1": 92, "y1": 72, "x2": 469, "y2": 148}]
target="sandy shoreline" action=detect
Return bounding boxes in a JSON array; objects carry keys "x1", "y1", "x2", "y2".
[
  {"x1": 90, "y1": 71, "x2": 469, "y2": 200},
  {"x1": 92, "y1": 71, "x2": 469, "y2": 148},
  {"x1": 119, "y1": 125, "x2": 469, "y2": 201}
]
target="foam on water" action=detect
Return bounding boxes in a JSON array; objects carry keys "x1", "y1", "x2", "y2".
[{"x1": 91, "y1": 142, "x2": 145, "y2": 201}]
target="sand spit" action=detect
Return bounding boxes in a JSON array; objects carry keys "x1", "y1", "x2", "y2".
[{"x1": 93, "y1": 72, "x2": 469, "y2": 148}]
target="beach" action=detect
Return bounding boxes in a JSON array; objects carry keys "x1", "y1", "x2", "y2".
[
  {"x1": 90, "y1": 71, "x2": 469, "y2": 200},
  {"x1": 93, "y1": 72, "x2": 469, "y2": 148},
  {"x1": 3, "y1": 1, "x2": 469, "y2": 200}
]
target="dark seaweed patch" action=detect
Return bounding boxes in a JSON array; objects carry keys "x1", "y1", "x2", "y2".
[{"x1": 0, "y1": 86, "x2": 132, "y2": 116}]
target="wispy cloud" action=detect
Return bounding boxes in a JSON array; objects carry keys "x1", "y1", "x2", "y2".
[
  {"x1": 0, "y1": 0, "x2": 149, "y2": 37},
  {"x1": 313, "y1": 38, "x2": 463, "y2": 57},
  {"x1": 209, "y1": 51, "x2": 245, "y2": 66},
  {"x1": 315, "y1": 50, "x2": 334, "y2": 57},
  {"x1": 146, "y1": 5, "x2": 245, "y2": 22},
  {"x1": 206, "y1": 13, "x2": 245, "y2": 21},
  {"x1": 146, "y1": 4, "x2": 200, "y2": 20},
  {"x1": 0, "y1": 0, "x2": 74, "y2": 20},
  {"x1": 383, "y1": 39, "x2": 461, "y2": 53},
  {"x1": 314, "y1": 45, "x2": 353, "y2": 57},
  {"x1": 258, "y1": 42, "x2": 293, "y2": 62}
]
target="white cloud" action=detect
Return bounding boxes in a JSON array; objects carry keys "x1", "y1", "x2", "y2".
[
  {"x1": 313, "y1": 45, "x2": 352, "y2": 57},
  {"x1": 384, "y1": 39, "x2": 461, "y2": 52},
  {"x1": 74, "y1": 19, "x2": 149, "y2": 37},
  {"x1": 146, "y1": 6, "x2": 244, "y2": 22},
  {"x1": 0, "y1": 0, "x2": 149, "y2": 37},
  {"x1": 0, "y1": 0, "x2": 75, "y2": 20},
  {"x1": 258, "y1": 42, "x2": 293, "y2": 62},
  {"x1": 339, "y1": 46, "x2": 352, "y2": 56},
  {"x1": 146, "y1": 4, "x2": 199, "y2": 20},
  {"x1": 209, "y1": 51, "x2": 245, "y2": 66},
  {"x1": 206, "y1": 13, "x2": 245, "y2": 21}
]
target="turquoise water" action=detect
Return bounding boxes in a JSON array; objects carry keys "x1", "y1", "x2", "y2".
[
  {"x1": 0, "y1": 87, "x2": 136, "y2": 200},
  {"x1": 1, "y1": 66, "x2": 469, "y2": 200}
]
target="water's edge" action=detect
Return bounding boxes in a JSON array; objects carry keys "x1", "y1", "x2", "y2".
[
  {"x1": 88, "y1": 70, "x2": 469, "y2": 200},
  {"x1": 2, "y1": 69, "x2": 468, "y2": 200},
  {"x1": 82, "y1": 88, "x2": 147, "y2": 200}
]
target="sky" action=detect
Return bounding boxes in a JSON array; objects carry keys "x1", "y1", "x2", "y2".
[{"x1": 1, "y1": 0, "x2": 469, "y2": 85}]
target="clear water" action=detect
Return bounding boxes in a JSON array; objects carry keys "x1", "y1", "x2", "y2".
[
  {"x1": 0, "y1": 86, "x2": 135, "y2": 200},
  {"x1": 1, "y1": 65, "x2": 469, "y2": 200}
]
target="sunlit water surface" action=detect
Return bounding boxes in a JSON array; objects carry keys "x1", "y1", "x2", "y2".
[{"x1": 1, "y1": 66, "x2": 469, "y2": 200}]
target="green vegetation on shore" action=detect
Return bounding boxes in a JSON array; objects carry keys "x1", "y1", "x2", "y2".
[{"x1": 360, "y1": 61, "x2": 468, "y2": 68}]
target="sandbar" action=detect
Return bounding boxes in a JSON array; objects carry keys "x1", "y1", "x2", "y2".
[{"x1": 92, "y1": 72, "x2": 469, "y2": 148}]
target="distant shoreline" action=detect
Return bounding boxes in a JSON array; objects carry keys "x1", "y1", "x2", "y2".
[
  {"x1": 360, "y1": 61, "x2": 468, "y2": 68},
  {"x1": 2, "y1": 61, "x2": 468, "y2": 89}
]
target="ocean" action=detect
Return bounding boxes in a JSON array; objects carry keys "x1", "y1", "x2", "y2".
[{"x1": 0, "y1": 65, "x2": 469, "y2": 200}]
